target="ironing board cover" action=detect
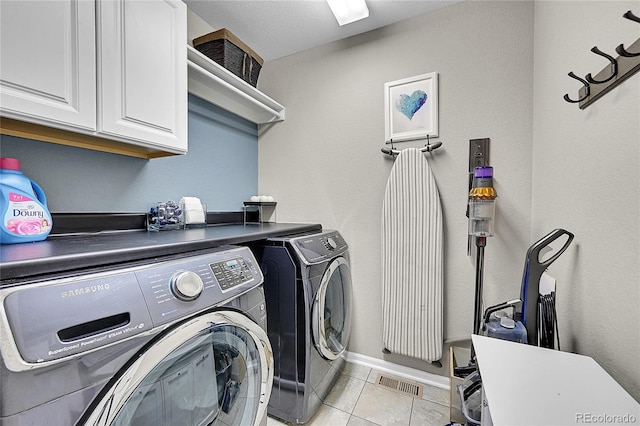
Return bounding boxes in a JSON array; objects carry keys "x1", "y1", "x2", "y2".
[{"x1": 381, "y1": 147, "x2": 443, "y2": 362}]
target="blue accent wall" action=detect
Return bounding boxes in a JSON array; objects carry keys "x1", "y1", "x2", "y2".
[{"x1": 0, "y1": 95, "x2": 258, "y2": 213}]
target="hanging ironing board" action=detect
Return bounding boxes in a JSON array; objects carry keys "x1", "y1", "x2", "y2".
[{"x1": 381, "y1": 147, "x2": 443, "y2": 362}]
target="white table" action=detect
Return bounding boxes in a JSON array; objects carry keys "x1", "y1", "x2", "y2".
[{"x1": 472, "y1": 335, "x2": 640, "y2": 425}]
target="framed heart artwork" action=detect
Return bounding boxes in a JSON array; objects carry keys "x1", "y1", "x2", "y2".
[{"x1": 384, "y1": 72, "x2": 438, "y2": 143}]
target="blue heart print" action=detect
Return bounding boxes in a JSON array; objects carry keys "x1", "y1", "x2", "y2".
[{"x1": 395, "y1": 90, "x2": 428, "y2": 120}]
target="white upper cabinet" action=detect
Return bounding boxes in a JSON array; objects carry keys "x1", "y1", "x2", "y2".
[
  {"x1": 0, "y1": 0, "x2": 188, "y2": 157},
  {"x1": 98, "y1": 0, "x2": 187, "y2": 152},
  {"x1": 0, "y1": 1, "x2": 97, "y2": 130}
]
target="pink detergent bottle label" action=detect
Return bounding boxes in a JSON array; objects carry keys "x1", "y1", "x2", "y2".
[
  {"x1": 9, "y1": 192, "x2": 33, "y2": 202},
  {"x1": 4, "y1": 192, "x2": 52, "y2": 236}
]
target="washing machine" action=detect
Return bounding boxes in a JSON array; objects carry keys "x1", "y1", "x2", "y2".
[
  {"x1": 0, "y1": 245, "x2": 273, "y2": 426},
  {"x1": 249, "y1": 230, "x2": 353, "y2": 424}
]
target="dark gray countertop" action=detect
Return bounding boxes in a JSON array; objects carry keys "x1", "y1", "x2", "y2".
[{"x1": 0, "y1": 222, "x2": 322, "y2": 283}]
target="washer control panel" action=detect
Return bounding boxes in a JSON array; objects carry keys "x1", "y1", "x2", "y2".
[
  {"x1": 135, "y1": 247, "x2": 262, "y2": 325},
  {"x1": 290, "y1": 230, "x2": 348, "y2": 265}
]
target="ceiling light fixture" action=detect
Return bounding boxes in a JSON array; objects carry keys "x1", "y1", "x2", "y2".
[{"x1": 326, "y1": 0, "x2": 369, "y2": 26}]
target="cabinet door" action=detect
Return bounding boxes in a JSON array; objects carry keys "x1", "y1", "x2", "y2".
[
  {"x1": 0, "y1": 0, "x2": 96, "y2": 130},
  {"x1": 98, "y1": 0, "x2": 187, "y2": 153}
]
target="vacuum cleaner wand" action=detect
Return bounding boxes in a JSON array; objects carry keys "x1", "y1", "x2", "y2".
[
  {"x1": 516, "y1": 229, "x2": 574, "y2": 345},
  {"x1": 472, "y1": 236, "x2": 487, "y2": 337}
]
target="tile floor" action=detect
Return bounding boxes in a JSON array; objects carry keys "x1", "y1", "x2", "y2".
[{"x1": 266, "y1": 362, "x2": 452, "y2": 426}]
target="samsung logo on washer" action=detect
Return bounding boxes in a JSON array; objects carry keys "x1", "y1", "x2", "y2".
[{"x1": 61, "y1": 283, "x2": 110, "y2": 298}]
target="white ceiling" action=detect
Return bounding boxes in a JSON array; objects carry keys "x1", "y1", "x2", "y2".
[{"x1": 184, "y1": 0, "x2": 463, "y2": 62}]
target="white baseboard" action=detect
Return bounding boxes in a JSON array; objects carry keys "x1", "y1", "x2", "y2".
[{"x1": 344, "y1": 351, "x2": 450, "y2": 390}]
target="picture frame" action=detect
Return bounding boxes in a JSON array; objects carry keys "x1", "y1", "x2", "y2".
[{"x1": 384, "y1": 72, "x2": 438, "y2": 143}]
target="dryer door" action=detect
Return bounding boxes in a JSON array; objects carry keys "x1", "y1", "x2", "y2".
[
  {"x1": 312, "y1": 257, "x2": 353, "y2": 360},
  {"x1": 82, "y1": 310, "x2": 273, "y2": 426}
]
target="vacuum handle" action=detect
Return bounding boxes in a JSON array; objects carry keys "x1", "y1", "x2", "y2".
[
  {"x1": 521, "y1": 228, "x2": 574, "y2": 345},
  {"x1": 528, "y1": 228, "x2": 574, "y2": 268}
]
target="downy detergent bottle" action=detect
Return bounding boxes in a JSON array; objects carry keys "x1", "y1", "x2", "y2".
[{"x1": 0, "y1": 158, "x2": 53, "y2": 244}]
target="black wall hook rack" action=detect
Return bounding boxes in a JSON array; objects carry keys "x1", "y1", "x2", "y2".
[{"x1": 564, "y1": 10, "x2": 640, "y2": 110}]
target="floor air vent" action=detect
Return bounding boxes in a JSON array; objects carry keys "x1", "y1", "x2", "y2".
[{"x1": 374, "y1": 374, "x2": 424, "y2": 399}]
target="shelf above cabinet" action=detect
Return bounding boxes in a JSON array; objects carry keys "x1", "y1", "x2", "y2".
[{"x1": 187, "y1": 45, "x2": 285, "y2": 124}]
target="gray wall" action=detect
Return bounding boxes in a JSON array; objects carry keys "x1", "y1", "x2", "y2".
[
  {"x1": 258, "y1": 0, "x2": 535, "y2": 375},
  {"x1": 532, "y1": 1, "x2": 639, "y2": 399},
  {"x1": 258, "y1": 0, "x2": 640, "y2": 400},
  {"x1": 0, "y1": 95, "x2": 258, "y2": 212}
]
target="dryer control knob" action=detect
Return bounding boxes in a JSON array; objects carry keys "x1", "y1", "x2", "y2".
[
  {"x1": 326, "y1": 237, "x2": 337, "y2": 250},
  {"x1": 170, "y1": 271, "x2": 204, "y2": 301}
]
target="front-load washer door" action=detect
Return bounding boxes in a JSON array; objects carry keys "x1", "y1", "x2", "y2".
[
  {"x1": 312, "y1": 257, "x2": 353, "y2": 360},
  {"x1": 82, "y1": 310, "x2": 273, "y2": 426}
]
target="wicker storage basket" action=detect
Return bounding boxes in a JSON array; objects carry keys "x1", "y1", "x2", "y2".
[{"x1": 193, "y1": 29, "x2": 263, "y2": 87}]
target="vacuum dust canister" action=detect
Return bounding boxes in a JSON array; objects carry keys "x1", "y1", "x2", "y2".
[{"x1": 468, "y1": 166, "x2": 496, "y2": 237}]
